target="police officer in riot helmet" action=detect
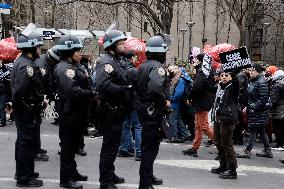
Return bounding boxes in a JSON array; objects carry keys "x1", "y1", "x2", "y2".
[
  {"x1": 33, "y1": 46, "x2": 61, "y2": 162},
  {"x1": 11, "y1": 33, "x2": 45, "y2": 187},
  {"x1": 95, "y1": 30, "x2": 133, "y2": 189},
  {"x1": 54, "y1": 35, "x2": 93, "y2": 189},
  {"x1": 135, "y1": 35, "x2": 171, "y2": 189}
]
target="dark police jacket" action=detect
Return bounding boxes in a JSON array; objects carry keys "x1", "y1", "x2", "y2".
[
  {"x1": 11, "y1": 55, "x2": 44, "y2": 117},
  {"x1": 95, "y1": 53, "x2": 132, "y2": 108},
  {"x1": 135, "y1": 59, "x2": 170, "y2": 110},
  {"x1": 54, "y1": 59, "x2": 92, "y2": 120},
  {"x1": 35, "y1": 54, "x2": 57, "y2": 101}
]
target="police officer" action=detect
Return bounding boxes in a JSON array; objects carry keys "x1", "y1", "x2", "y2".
[
  {"x1": 135, "y1": 35, "x2": 170, "y2": 189},
  {"x1": 95, "y1": 30, "x2": 133, "y2": 189},
  {"x1": 54, "y1": 35, "x2": 92, "y2": 189},
  {"x1": 11, "y1": 33, "x2": 45, "y2": 187},
  {"x1": 34, "y1": 46, "x2": 61, "y2": 161}
]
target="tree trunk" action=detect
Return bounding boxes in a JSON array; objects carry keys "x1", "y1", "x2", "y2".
[
  {"x1": 238, "y1": 24, "x2": 245, "y2": 47},
  {"x1": 30, "y1": 0, "x2": 35, "y2": 23}
]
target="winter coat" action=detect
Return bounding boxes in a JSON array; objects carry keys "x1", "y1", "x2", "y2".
[
  {"x1": 270, "y1": 77, "x2": 284, "y2": 120},
  {"x1": 190, "y1": 64, "x2": 216, "y2": 112},
  {"x1": 247, "y1": 75, "x2": 270, "y2": 128},
  {"x1": 170, "y1": 77, "x2": 185, "y2": 110},
  {"x1": 212, "y1": 79, "x2": 239, "y2": 126}
]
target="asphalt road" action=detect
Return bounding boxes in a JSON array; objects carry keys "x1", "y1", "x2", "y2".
[{"x1": 0, "y1": 119, "x2": 284, "y2": 189}]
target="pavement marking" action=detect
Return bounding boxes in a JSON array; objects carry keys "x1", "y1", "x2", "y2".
[
  {"x1": 155, "y1": 160, "x2": 284, "y2": 176},
  {"x1": 0, "y1": 177, "x2": 177, "y2": 189}
]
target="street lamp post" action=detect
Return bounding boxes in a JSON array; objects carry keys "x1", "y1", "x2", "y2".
[
  {"x1": 263, "y1": 22, "x2": 271, "y2": 62},
  {"x1": 186, "y1": 21, "x2": 195, "y2": 61},
  {"x1": 180, "y1": 28, "x2": 187, "y2": 61}
]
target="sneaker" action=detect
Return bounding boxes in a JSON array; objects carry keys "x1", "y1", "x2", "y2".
[
  {"x1": 117, "y1": 150, "x2": 134, "y2": 157},
  {"x1": 219, "y1": 170, "x2": 237, "y2": 179},
  {"x1": 169, "y1": 137, "x2": 183, "y2": 143},
  {"x1": 182, "y1": 148, "x2": 198, "y2": 157},
  {"x1": 236, "y1": 149, "x2": 251, "y2": 159},
  {"x1": 256, "y1": 148, "x2": 273, "y2": 158},
  {"x1": 16, "y1": 179, "x2": 43, "y2": 187},
  {"x1": 179, "y1": 135, "x2": 191, "y2": 142},
  {"x1": 135, "y1": 154, "x2": 141, "y2": 161},
  {"x1": 204, "y1": 140, "x2": 214, "y2": 147}
]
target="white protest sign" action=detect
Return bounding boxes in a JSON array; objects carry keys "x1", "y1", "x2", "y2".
[{"x1": 202, "y1": 53, "x2": 212, "y2": 77}]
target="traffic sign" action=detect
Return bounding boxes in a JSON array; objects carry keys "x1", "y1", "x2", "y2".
[{"x1": 0, "y1": 3, "x2": 12, "y2": 9}]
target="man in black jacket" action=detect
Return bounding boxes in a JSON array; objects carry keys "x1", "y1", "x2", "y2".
[
  {"x1": 182, "y1": 54, "x2": 216, "y2": 157},
  {"x1": 135, "y1": 35, "x2": 170, "y2": 189},
  {"x1": 211, "y1": 69, "x2": 239, "y2": 179},
  {"x1": 95, "y1": 30, "x2": 133, "y2": 189}
]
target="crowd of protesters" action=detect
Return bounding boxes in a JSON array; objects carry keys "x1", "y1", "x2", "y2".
[{"x1": 0, "y1": 31, "x2": 284, "y2": 188}]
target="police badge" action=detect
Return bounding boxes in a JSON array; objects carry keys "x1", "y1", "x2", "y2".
[
  {"x1": 40, "y1": 68, "x2": 46, "y2": 76},
  {"x1": 157, "y1": 67, "x2": 165, "y2": 76},
  {"x1": 104, "y1": 64, "x2": 114, "y2": 74},
  {"x1": 27, "y1": 66, "x2": 34, "y2": 77},
  {"x1": 65, "y1": 69, "x2": 75, "y2": 79}
]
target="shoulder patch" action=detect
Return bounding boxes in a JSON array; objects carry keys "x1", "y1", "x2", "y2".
[
  {"x1": 40, "y1": 68, "x2": 46, "y2": 76},
  {"x1": 27, "y1": 66, "x2": 34, "y2": 77},
  {"x1": 65, "y1": 69, "x2": 75, "y2": 79},
  {"x1": 104, "y1": 64, "x2": 114, "y2": 74},
  {"x1": 157, "y1": 67, "x2": 165, "y2": 76}
]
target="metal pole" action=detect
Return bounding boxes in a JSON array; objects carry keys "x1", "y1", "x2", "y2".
[{"x1": 182, "y1": 32, "x2": 185, "y2": 60}]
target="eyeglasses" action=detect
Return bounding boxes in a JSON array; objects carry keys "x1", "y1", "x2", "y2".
[{"x1": 220, "y1": 73, "x2": 230, "y2": 77}]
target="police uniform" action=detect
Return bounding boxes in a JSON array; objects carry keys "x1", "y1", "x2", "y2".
[
  {"x1": 96, "y1": 52, "x2": 133, "y2": 188},
  {"x1": 136, "y1": 59, "x2": 169, "y2": 188},
  {"x1": 11, "y1": 54, "x2": 44, "y2": 185},
  {"x1": 134, "y1": 35, "x2": 170, "y2": 189},
  {"x1": 54, "y1": 59, "x2": 92, "y2": 185}
]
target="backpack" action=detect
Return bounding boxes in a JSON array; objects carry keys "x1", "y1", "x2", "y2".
[{"x1": 180, "y1": 75, "x2": 193, "y2": 102}]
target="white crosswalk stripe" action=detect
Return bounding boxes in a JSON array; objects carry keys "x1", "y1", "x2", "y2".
[{"x1": 155, "y1": 160, "x2": 284, "y2": 176}]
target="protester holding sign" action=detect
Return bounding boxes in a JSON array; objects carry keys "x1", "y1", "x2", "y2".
[
  {"x1": 182, "y1": 54, "x2": 216, "y2": 157},
  {"x1": 211, "y1": 68, "x2": 239, "y2": 179}
]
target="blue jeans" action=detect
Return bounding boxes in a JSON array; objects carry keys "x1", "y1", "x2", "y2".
[
  {"x1": 0, "y1": 94, "x2": 7, "y2": 126},
  {"x1": 169, "y1": 109, "x2": 189, "y2": 138},
  {"x1": 246, "y1": 127, "x2": 270, "y2": 151},
  {"x1": 119, "y1": 111, "x2": 142, "y2": 156}
]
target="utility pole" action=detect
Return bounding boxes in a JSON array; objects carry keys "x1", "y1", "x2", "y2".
[
  {"x1": 180, "y1": 28, "x2": 187, "y2": 61},
  {"x1": 177, "y1": 2, "x2": 180, "y2": 57}
]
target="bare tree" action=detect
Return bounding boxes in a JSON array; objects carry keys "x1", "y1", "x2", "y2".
[{"x1": 55, "y1": 0, "x2": 192, "y2": 34}]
